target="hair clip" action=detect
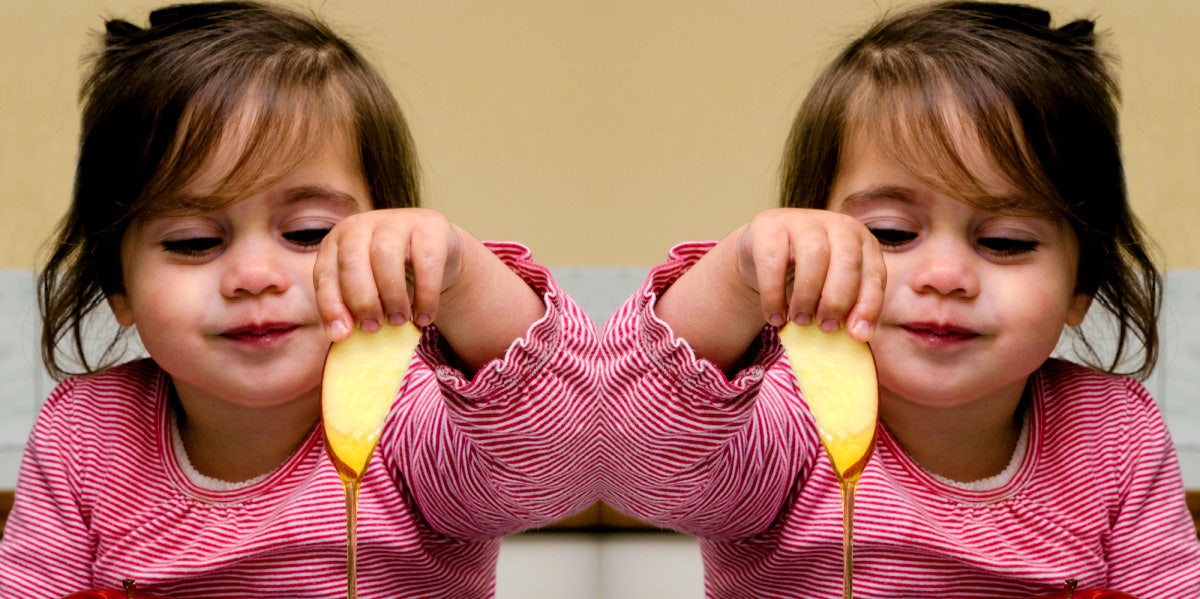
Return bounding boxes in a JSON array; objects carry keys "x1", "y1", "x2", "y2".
[
  {"x1": 954, "y1": 1, "x2": 1052, "y2": 28},
  {"x1": 104, "y1": 19, "x2": 143, "y2": 41},
  {"x1": 147, "y1": 1, "x2": 254, "y2": 29},
  {"x1": 1057, "y1": 19, "x2": 1096, "y2": 42}
]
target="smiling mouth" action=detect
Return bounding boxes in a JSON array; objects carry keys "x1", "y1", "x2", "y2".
[
  {"x1": 901, "y1": 323, "x2": 979, "y2": 344},
  {"x1": 221, "y1": 323, "x2": 300, "y2": 342}
]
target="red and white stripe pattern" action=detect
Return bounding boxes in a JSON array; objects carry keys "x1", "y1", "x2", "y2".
[
  {"x1": 601, "y1": 242, "x2": 1200, "y2": 598},
  {"x1": 0, "y1": 242, "x2": 601, "y2": 598}
]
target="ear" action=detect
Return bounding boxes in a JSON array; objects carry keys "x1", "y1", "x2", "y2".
[
  {"x1": 106, "y1": 292, "x2": 135, "y2": 327},
  {"x1": 1065, "y1": 291, "x2": 1092, "y2": 327}
]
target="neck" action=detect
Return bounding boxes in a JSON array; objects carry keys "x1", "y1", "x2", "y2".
[
  {"x1": 170, "y1": 384, "x2": 321, "y2": 483},
  {"x1": 881, "y1": 382, "x2": 1029, "y2": 483}
]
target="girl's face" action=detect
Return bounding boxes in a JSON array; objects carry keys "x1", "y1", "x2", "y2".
[
  {"x1": 107, "y1": 134, "x2": 372, "y2": 414},
  {"x1": 828, "y1": 131, "x2": 1091, "y2": 414}
]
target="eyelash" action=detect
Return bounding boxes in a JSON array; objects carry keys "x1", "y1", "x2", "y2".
[
  {"x1": 283, "y1": 228, "x2": 332, "y2": 247},
  {"x1": 869, "y1": 229, "x2": 1040, "y2": 256},
  {"x1": 869, "y1": 228, "x2": 916, "y2": 248},
  {"x1": 160, "y1": 228, "x2": 332, "y2": 256},
  {"x1": 978, "y1": 237, "x2": 1039, "y2": 256},
  {"x1": 161, "y1": 237, "x2": 221, "y2": 256}
]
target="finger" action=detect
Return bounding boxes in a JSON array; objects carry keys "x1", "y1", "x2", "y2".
[
  {"x1": 813, "y1": 224, "x2": 864, "y2": 332},
  {"x1": 313, "y1": 230, "x2": 353, "y2": 341},
  {"x1": 746, "y1": 223, "x2": 790, "y2": 327},
  {"x1": 369, "y1": 217, "x2": 414, "y2": 326},
  {"x1": 786, "y1": 228, "x2": 830, "y2": 326},
  {"x1": 846, "y1": 237, "x2": 888, "y2": 342},
  {"x1": 408, "y1": 220, "x2": 449, "y2": 327},
  {"x1": 335, "y1": 218, "x2": 385, "y2": 332}
]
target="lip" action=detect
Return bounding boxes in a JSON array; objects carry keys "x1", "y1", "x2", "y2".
[
  {"x1": 220, "y1": 322, "x2": 301, "y2": 348},
  {"x1": 899, "y1": 321, "x2": 980, "y2": 348}
]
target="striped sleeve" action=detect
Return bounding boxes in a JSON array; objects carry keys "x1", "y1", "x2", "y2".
[
  {"x1": 1097, "y1": 375, "x2": 1200, "y2": 596},
  {"x1": 0, "y1": 362, "x2": 169, "y2": 598},
  {"x1": 385, "y1": 241, "x2": 601, "y2": 539},
  {"x1": 0, "y1": 377, "x2": 95, "y2": 597},
  {"x1": 600, "y1": 242, "x2": 818, "y2": 540}
]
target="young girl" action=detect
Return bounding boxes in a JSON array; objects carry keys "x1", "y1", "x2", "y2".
[
  {"x1": 0, "y1": 2, "x2": 598, "y2": 597},
  {"x1": 602, "y1": 2, "x2": 1200, "y2": 597}
]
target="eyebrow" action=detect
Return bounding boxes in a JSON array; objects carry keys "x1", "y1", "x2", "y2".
[
  {"x1": 281, "y1": 185, "x2": 364, "y2": 208},
  {"x1": 160, "y1": 184, "x2": 365, "y2": 217},
  {"x1": 837, "y1": 185, "x2": 918, "y2": 209},
  {"x1": 838, "y1": 184, "x2": 1048, "y2": 219}
]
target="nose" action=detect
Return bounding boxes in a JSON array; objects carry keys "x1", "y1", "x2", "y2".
[
  {"x1": 906, "y1": 237, "x2": 980, "y2": 298},
  {"x1": 219, "y1": 239, "x2": 293, "y2": 298}
]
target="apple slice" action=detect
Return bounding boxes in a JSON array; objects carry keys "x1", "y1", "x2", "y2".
[
  {"x1": 780, "y1": 321, "x2": 879, "y2": 599},
  {"x1": 322, "y1": 321, "x2": 422, "y2": 481},
  {"x1": 778, "y1": 321, "x2": 878, "y2": 480}
]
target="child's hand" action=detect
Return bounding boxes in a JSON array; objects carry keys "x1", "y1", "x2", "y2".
[
  {"x1": 656, "y1": 208, "x2": 886, "y2": 372},
  {"x1": 736, "y1": 208, "x2": 886, "y2": 341},
  {"x1": 314, "y1": 208, "x2": 463, "y2": 342}
]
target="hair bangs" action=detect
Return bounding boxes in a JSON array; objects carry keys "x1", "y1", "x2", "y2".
[
  {"x1": 847, "y1": 72, "x2": 1061, "y2": 220},
  {"x1": 141, "y1": 56, "x2": 356, "y2": 218}
]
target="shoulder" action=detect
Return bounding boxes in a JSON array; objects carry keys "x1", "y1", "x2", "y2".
[
  {"x1": 39, "y1": 359, "x2": 166, "y2": 429},
  {"x1": 1035, "y1": 358, "x2": 1156, "y2": 417},
  {"x1": 1033, "y1": 358, "x2": 1168, "y2": 469},
  {"x1": 53, "y1": 358, "x2": 164, "y2": 393},
  {"x1": 25, "y1": 360, "x2": 169, "y2": 500}
]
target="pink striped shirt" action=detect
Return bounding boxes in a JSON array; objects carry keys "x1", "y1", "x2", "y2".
[
  {"x1": 0, "y1": 242, "x2": 600, "y2": 598},
  {"x1": 602, "y1": 242, "x2": 1200, "y2": 598}
]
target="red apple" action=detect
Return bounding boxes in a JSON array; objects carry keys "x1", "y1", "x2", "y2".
[
  {"x1": 61, "y1": 578, "x2": 168, "y2": 599},
  {"x1": 1029, "y1": 578, "x2": 1139, "y2": 599}
]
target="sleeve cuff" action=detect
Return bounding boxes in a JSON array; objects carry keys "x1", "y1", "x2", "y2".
[
  {"x1": 635, "y1": 242, "x2": 782, "y2": 404},
  {"x1": 418, "y1": 241, "x2": 578, "y2": 402}
]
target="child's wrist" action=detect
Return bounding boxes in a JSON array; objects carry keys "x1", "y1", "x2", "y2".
[{"x1": 721, "y1": 230, "x2": 770, "y2": 326}]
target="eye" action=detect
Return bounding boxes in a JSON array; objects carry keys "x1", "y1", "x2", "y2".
[
  {"x1": 868, "y1": 228, "x2": 918, "y2": 248},
  {"x1": 161, "y1": 237, "x2": 222, "y2": 256},
  {"x1": 283, "y1": 227, "x2": 332, "y2": 248},
  {"x1": 978, "y1": 237, "x2": 1039, "y2": 256}
]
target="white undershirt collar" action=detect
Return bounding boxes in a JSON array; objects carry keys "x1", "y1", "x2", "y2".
[
  {"x1": 929, "y1": 409, "x2": 1031, "y2": 491},
  {"x1": 169, "y1": 409, "x2": 270, "y2": 491}
]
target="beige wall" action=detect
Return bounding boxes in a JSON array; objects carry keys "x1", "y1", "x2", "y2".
[{"x1": 3, "y1": 1, "x2": 1197, "y2": 269}]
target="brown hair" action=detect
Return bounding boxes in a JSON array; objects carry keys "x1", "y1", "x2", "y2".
[
  {"x1": 39, "y1": 1, "x2": 420, "y2": 378},
  {"x1": 780, "y1": 1, "x2": 1161, "y2": 378}
]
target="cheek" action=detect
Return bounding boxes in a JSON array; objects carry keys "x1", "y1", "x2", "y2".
[
  {"x1": 995, "y1": 283, "x2": 1074, "y2": 349},
  {"x1": 286, "y1": 253, "x2": 321, "y2": 297},
  {"x1": 124, "y1": 265, "x2": 219, "y2": 325},
  {"x1": 876, "y1": 257, "x2": 910, "y2": 313}
]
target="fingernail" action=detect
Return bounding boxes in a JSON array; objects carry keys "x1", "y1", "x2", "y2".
[
  {"x1": 793, "y1": 313, "x2": 812, "y2": 326},
  {"x1": 415, "y1": 312, "x2": 433, "y2": 327},
  {"x1": 851, "y1": 319, "x2": 871, "y2": 340},
  {"x1": 767, "y1": 312, "x2": 785, "y2": 327},
  {"x1": 820, "y1": 319, "x2": 839, "y2": 333},
  {"x1": 388, "y1": 312, "x2": 408, "y2": 326},
  {"x1": 361, "y1": 319, "x2": 380, "y2": 333},
  {"x1": 330, "y1": 319, "x2": 349, "y2": 340}
]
